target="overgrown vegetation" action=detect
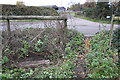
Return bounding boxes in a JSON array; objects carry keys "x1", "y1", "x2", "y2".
[
  {"x1": 1, "y1": 49, "x2": 78, "y2": 79},
  {"x1": 86, "y1": 30, "x2": 119, "y2": 78},
  {"x1": 1, "y1": 22, "x2": 119, "y2": 79},
  {"x1": 1, "y1": 26, "x2": 85, "y2": 79},
  {"x1": 35, "y1": 47, "x2": 78, "y2": 78}
]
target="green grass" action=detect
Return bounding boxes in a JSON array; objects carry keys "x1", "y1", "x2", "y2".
[
  {"x1": 75, "y1": 15, "x2": 111, "y2": 24},
  {"x1": 69, "y1": 12, "x2": 111, "y2": 24},
  {"x1": 75, "y1": 15, "x2": 119, "y2": 24},
  {"x1": 69, "y1": 12, "x2": 76, "y2": 16},
  {"x1": 61, "y1": 11, "x2": 76, "y2": 16}
]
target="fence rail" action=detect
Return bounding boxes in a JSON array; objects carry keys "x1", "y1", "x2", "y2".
[
  {"x1": 0, "y1": 16, "x2": 67, "y2": 20},
  {"x1": 0, "y1": 16, "x2": 67, "y2": 36}
]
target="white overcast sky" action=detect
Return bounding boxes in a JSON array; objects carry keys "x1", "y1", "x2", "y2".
[
  {"x1": 0, "y1": 0, "x2": 87, "y2": 8},
  {"x1": 0, "y1": 0, "x2": 118, "y2": 8}
]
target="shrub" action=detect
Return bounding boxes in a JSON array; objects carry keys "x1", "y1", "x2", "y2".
[{"x1": 83, "y1": 8, "x2": 97, "y2": 18}]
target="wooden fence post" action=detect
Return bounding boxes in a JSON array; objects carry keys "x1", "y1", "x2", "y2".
[
  {"x1": 7, "y1": 19, "x2": 11, "y2": 36},
  {"x1": 63, "y1": 19, "x2": 67, "y2": 49},
  {"x1": 64, "y1": 19, "x2": 67, "y2": 28}
]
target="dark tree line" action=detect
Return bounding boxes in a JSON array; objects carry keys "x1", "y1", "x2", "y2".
[{"x1": 68, "y1": 0, "x2": 120, "y2": 20}]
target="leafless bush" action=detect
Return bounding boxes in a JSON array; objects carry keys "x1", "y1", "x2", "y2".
[{"x1": 2, "y1": 20, "x2": 67, "y2": 61}]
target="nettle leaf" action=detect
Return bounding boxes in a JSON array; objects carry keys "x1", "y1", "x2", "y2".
[{"x1": 2, "y1": 56, "x2": 9, "y2": 64}]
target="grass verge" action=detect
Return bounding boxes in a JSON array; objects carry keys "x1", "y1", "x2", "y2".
[{"x1": 74, "y1": 15, "x2": 119, "y2": 24}]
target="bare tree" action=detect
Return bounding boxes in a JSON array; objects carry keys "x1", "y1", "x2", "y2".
[
  {"x1": 83, "y1": 0, "x2": 96, "y2": 9},
  {"x1": 16, "y1": 1, "x2": 25, "y2": 6}
]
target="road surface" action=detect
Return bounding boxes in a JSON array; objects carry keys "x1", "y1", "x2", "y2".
[
  {"x1": 0, "y1": 15, "x2": 119, "y2": 36},
  {"x1": 67, "y1": 15, "x2": 119, "y2": 36}
]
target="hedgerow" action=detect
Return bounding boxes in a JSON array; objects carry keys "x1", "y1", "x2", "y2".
[{"x1": 0, "y1": 4, "x2": 59, "y2": 16}]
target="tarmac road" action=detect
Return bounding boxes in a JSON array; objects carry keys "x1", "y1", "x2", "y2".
[{"x1": 67, "y1": 15, "x2": 119, "y2": 36}]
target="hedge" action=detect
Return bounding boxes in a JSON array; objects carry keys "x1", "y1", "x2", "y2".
[{"x1": 0, "y1": 4, "x2": 59, "y2": 16}]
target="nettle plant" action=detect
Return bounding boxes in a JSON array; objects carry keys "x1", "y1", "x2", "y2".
[
  {"x1": 35, "y1": 40, "x2": 44, "y2": 52},
  {"x1": 19, "y1": 40, "x2": 30, "y2": 58},
  {"x1": 86, "y1": 31, "x2": 119, "y2": 78},
  {"x1": 1, "y1": 68, "x2": 34, "y2": 79},
  {"x1": 67, "y1": 30, "x2": 85, "y2": 53},
  {"x1": 2, "y1": 56, "x2": 9, "y2": 65}
]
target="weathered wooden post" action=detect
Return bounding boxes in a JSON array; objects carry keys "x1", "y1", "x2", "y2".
[
  {"x1": 63, "y1": 19, "x2": 67, "y2": 46},
  {"x1": 64, "y1": 19, "x2": 67, "y2": 28},
  {"x1": 6, "y1": 19, "x2": 11, "y2": 36}
]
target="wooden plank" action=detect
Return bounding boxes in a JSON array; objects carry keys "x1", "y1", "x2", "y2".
[
  {"x1": 0, "y1": 16, "x2": 67, "y2": 20},
  {"x1": 16, "y1": 60, "x2": 51, "y2": 68}
]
